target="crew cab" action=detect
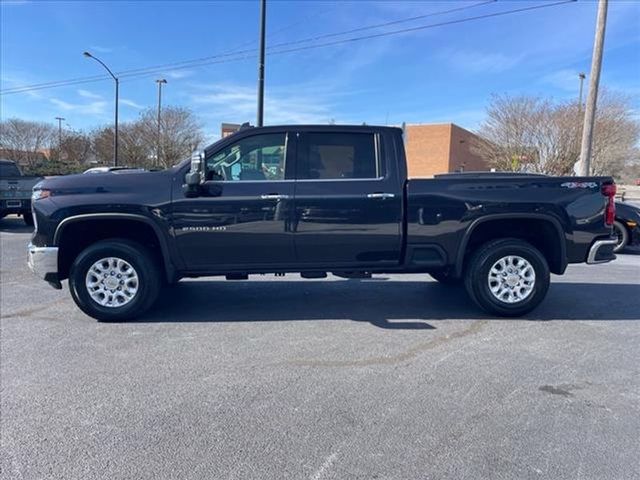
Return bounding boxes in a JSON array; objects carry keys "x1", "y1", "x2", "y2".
[{"x1": 28, "y1": 125, "x2": 617, "y2": 321}]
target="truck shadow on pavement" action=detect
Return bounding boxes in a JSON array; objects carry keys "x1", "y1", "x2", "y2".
[{"x1": 137, "y1": 280, "x2": 640, "y2": 328}]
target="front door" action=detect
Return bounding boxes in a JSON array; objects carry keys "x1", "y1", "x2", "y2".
[
  {"x1": 292, "y1": 130, "x2": 403, "y2": 267},
  {"x1": 172, "y1": 131, "x2": 296, "y2": 270}
]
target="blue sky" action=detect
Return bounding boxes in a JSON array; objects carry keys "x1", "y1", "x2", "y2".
[{"x1": 1, "y1": 0, "x2": 639, "y2": 144}]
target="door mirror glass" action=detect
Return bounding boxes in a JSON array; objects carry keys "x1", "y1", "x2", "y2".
[{"x1": 183, "y1": 152, "x2": 204, "y2": 197}]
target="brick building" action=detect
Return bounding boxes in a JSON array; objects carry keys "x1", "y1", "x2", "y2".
[
  {"x1": 221, "y1": 123, "x2": 241, "y2": 138},
  {"x1": 403, "y1": 123, "x2": 488, "y2": 178}
]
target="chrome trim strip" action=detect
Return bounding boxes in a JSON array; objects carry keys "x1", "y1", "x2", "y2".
[
  {"x1": 587, "y1": 238, "x2": 617, "y2": 264},
  {"x1": 367, "y1": 192, "x2": 395, "y2": 199},
  {"x1": 27, "y1": 243, "x2": 58, "y2": 279}
]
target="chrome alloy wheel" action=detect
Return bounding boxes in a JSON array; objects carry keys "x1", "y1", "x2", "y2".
[
  {"x1": 487, "y1": 255, "x2": 536, "y2": 304},
  {"x1": 85, "y1": 257, "x2": 139, "y2": 308}
]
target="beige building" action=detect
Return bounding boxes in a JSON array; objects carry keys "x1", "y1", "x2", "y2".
[{"x1": 403, "y1": 123, "x2": 488, "y2": 178}]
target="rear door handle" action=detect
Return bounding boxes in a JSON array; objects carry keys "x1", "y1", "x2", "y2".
[
  {"x1": 260, "y1": 194, "x2": 290, "y2": 200},
  {"x1": 367, "y1": 193, "x2": 395, "y2": 199}
]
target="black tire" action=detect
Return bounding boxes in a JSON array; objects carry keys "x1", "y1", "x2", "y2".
[
  {"x1": 430, "y1": 270, "x2": 462, "y2": 285},
  {"x1": 613, "y1": 221, "x2": 628, "y2": 253},
  {"x1": 23, "y1": 212, "x2": 34, "y2": 226},
  {"x1": 69, "y1": 239, "x2": 161, "y2": 322},
  {"x1": 464, "y1": 238, "x2": 550, "y2": 317}
]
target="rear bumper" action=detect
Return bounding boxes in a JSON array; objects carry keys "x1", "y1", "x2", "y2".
[
  {"x1": 586, "y1": 237, "x2": 617, "y2": 264},
  {"x1": 1, "y1": 198, "x2": 31, "y2": 213},
  {"x1": 27, "y1": 243, "x2": 62, "y2": 289}
]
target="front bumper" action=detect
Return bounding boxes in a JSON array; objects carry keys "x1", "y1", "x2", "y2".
[
  {"x1": 586, "y1": 237, "x2": 617, "y2": 264},
  {"x1": 27, "y1": 243, "x2": 61, "y2": 289}
]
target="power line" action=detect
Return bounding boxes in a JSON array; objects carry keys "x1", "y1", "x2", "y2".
[
  {"x1": 1, "y1": 0, "x2": 575, "y2": 96},
  {"x1": 121, "y1": 0, "x2": 576, "y2": 82},
  {"x1": 0, "y1": 0, "x2": 496, "y2": 95},
  {"x1": 1, "y1": 1, "x2": 494, "y2": 95}
]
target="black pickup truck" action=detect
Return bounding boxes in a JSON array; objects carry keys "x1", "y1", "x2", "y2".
[{"x1": 28, "y1": 125, "x2": 617, "y2": 321}]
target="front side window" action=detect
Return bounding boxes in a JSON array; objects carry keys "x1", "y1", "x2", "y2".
[
  {"x1": 299, "y1": 132, "x2": 378, "y2": 180},
  {"x1": 205, "y1": 133, "x2": 286, "y2": 181}
]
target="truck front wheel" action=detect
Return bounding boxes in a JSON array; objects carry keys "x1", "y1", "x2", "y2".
[
  {"x1": 464, "y1": 238, "x2": 550, "y2": 317},
  {"x1": 69, "y1": 239, "x2": 161, "y2": 322}
]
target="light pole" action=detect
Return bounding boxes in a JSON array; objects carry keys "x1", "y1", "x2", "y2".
[
  {"x1": 55, "y1": 116, "x2": 65, "y2": 160},
  {"x1": 578, "y1": 72, "x2": 586, "y2": 110},
  {"x1": 155, "y1": 79, "x2": 167, "y2": 167},
  {"x1": 257, "y1": 0, "x2": 266, "y2": 127},
  {"x1": 83, "y1": 51, "x2": 119, "y2": 166}
]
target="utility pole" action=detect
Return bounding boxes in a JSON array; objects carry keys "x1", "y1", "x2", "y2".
[
  {"x1": 578, "y1": 0, "x2": 608, "y2": 177},
  {"x1": 257, "y1": 0, "x2": 266, "y2": 127},
  {"x1": 155, "y1": 79, "x2": 167, "y2": 167},
  {"x1": 55, "y1": 117, "x2": 65, "y2": 161}
]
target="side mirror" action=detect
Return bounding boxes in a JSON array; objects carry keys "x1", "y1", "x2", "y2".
[{"x1": 183, "y1": 152, "x2": 204, "y2": 197}]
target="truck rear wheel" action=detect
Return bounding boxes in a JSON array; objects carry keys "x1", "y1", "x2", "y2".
[
  {"x1": 23, "y1": 212, "x2": 34, "y2": 226},
  {"x1": 69, "y1": 239, "x2": 161, "y2": 322},
  {"x1": 464, "y1": 238, "x2": 550, "y2": 317}
]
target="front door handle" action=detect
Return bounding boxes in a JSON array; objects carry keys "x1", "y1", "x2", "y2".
[
  {"x1": 260, "y1": 194, "x2": 290, "y2": 200},
  {"x1": 367, "y1": 193, "x2": 396, "y2": 199}
]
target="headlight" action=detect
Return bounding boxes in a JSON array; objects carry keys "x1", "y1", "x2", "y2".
[{"x1": 32, "y1": 188, "x2": 52, "y2": 201}]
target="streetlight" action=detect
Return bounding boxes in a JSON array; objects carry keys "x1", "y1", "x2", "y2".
[
  {"x1": 155, "y1": 79, "x2": 167, "y2": 167},
  {"x1": 578, "y1": 72, "x2": 586, "y2": 110},
  {"x1": 83, "y1": 51, "x2": 119, "y2": 166}
]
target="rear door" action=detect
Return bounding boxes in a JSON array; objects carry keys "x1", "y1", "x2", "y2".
[{"x1": 292, "y1": 129, "x2": 403, "y2": 267}]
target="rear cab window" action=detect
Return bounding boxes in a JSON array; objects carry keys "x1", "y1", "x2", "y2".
[{"x1": 298, "y1": 132, "x2": 379, "y2": 180}]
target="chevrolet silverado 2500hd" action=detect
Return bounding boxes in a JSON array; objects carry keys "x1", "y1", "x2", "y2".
[{"x1": 28, "y1": 125, "x2": 617, "y2": 321}]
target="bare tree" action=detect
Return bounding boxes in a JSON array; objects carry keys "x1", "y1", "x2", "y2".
[
  {"x1": 89, "y1": 107, "x2": 203, "y2": 169},
  {"x1": 119, "y1": 122, "x2": 152, "y2": 167},
  {"x1": 90, "y1": 127, "x2": 115, "y2": 166},
  {"x1": 0, "y1": 118, "x2": 55, "y2": 170},
  {"x1": 473, "y1": 92, "x2": 640, "y2": 178},
  {"x1": 137, "y1": 106, "x2": 203, "y2": 168},
  {"x1": 589, "y1": 92, "x2": 640, "y2": 177},
  {"x1": 60, "y1": 131, "x2": 92, "y2": 165}
]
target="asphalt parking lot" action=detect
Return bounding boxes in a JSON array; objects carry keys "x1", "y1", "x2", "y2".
[{"x1": 1, "y1": 215, "x2": 639, "y2": 480}]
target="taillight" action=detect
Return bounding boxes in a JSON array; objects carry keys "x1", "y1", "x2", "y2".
[{"x1": 601, "y1": 183, "x2": 616, "y2": 226}]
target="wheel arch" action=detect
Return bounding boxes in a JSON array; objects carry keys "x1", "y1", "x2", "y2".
[
  {"x1": 54, "y1": 213, "x2": 175, "y2": 282},
  {"x1": 454, "y1": 213, "x2": 567, "y2": 277}
]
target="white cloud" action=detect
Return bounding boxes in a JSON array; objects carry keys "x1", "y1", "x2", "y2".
[
  {"x1": 541, "y1": 69, "x2": 585, "y2": 93},
  {"x1": 77, "y1": 89, "x2": 103, "y2": 100},
  {"x1": 120, "y1": 98, "x2": 144, "y2": 109},
  {"x1": 440, "y1": 48, "x2": 524, "y2": 74},
  {"x1": 49, "y1": 97, "x2": 107, "y2": 115},
  {"x1": 90, "y1": 45, "x2": 113, "y2": 54},
  {"x1": 189, "y1": 83, "x2": 333, "y2": 125},
  {"x1": 164, "y1": 70, "x2": 195, "y2": 80}
]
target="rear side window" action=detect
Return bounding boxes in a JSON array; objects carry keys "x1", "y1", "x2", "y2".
[{"x1": 299, "y1": 132, "x2": 378, "y2": 180}]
